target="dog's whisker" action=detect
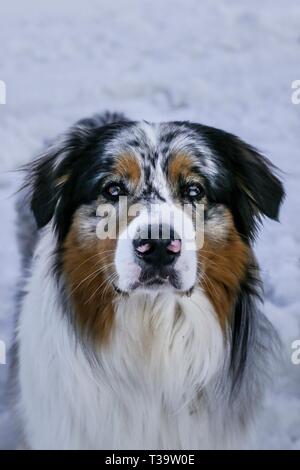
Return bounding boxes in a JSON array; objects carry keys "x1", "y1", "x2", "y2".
[{"x1": 69, "y1": 262, "x2": 115, "y2": 297}]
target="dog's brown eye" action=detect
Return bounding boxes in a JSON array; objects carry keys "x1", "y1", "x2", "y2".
[
  {"x1": 104, "y1": 183, "x2": 126, "y2": 200},
  {"x1": 108, "y1": 184, "x2": 121, "y2": 196},
  {"x1": 183, "y1": 183, "x2": 205, "y2": 201}
]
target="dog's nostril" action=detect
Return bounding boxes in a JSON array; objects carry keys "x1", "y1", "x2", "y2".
[
  {"x1": 166, "y1": 239, "x2": 181, "y2": 254},
  {"x1": 135, "y1": 242, "x2": 152, "y2": 254}
]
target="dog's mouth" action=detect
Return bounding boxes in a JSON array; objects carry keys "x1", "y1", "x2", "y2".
[
  {"x1": 113, "y1": 267, "x2": 184, "y2": 294},
  {"x1": 136, "y1": 267, "x2": 181, "y2": 290},
  {"x1": 143, "y1": 277, "x2": 169, "y2": 287}
]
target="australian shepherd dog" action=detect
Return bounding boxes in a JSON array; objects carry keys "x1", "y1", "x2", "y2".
[{"x1": 15, "y1": 112, "x2": 284, "y2": 449}]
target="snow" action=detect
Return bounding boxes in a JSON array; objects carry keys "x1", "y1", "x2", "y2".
[{"x1": 0, "y1": 0, "x2": 299, "y2": 449}]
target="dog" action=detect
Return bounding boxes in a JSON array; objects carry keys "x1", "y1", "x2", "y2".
[{"x1": 16, "y1": 111, "x2": 284, "y2": 449}]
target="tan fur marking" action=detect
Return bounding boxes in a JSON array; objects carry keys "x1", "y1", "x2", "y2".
[
  {"x1": 199, "y1": 211, "x2": 250, "y2": 328},
  {"x1": 114, "y1": 153, "x2": 141, "y2": 186},
  {"x1": 62, "y1": 221, "x2": 117, "y2": 344},
  {"x1": 168, "y1": 153, "x2": 195, "y2": 183}
]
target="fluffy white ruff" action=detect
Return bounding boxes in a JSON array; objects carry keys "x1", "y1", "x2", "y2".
[{"x1": 18, "y1": 229, "x2": 227, "y2": 450}]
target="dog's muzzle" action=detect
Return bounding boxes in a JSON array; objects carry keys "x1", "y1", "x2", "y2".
[{"x1": 132, "y1": 224, "x2": 181, "y2": 289}]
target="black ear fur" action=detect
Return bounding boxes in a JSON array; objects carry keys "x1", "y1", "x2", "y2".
[
  {"x1": 29, "y1": 150, "x2": 62, "y2": 229},
  {"x1": 228, "y1": 136, "x2": 285, "y2": 230},
  {"x1": 227, "y1": 140, "x2": 285, "y2": 240},
  {"x1": 28, "y1": 123, "x2": 102, "y2": 230},
  {"x1": 192, "y1": 124, "x2": 285, "y2": 240},
  {"x1": 27, "y1": 123, "x2": 94, "y2": 230},
  {"x1": 28, "y1": 120, "x2": 103, "y2": 229}
]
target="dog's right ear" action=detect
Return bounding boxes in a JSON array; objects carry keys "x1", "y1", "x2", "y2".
[
  {"x1": 28, "y1": 120, "x2": 94, "y2": 229},
  {"x1": 28, "y1": 138, "x2": 74, "y2": 229},
  {"x1": 27, "y1": 112, "x2": 130, "y2": 229}
]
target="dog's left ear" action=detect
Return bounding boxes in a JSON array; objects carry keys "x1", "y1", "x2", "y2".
[
  {"x1": 231, "y1": 138, "x2": 284, "y2": 215},
  {"x1": 197, "y1": 126, "x2": 285, "y2": 239},
  {"x1": 227, "y1": 136, "x2": 285, "y2": 239}
]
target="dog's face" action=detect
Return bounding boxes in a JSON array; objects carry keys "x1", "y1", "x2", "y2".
[{"x1": 29, "y1": 118, "x2": 284, "y2": 338}]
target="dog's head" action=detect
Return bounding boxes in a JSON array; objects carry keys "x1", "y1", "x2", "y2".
[{"x1": 28, "y1": 115, "x2": 284, "y2": 339}]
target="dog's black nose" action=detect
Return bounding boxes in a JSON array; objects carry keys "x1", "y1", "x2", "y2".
[{"x1": 133, "y1": 226, "x2": 181, "y2": 267}]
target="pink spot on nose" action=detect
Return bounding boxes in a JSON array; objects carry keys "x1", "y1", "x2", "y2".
[
  {"x1": 136, "y1": 243, "x2": 151, "y2": 254},
  {"x1": 167, "y1": 239, "x2": 181, "y2": 254}
]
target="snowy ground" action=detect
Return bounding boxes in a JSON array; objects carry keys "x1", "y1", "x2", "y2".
[{"x1": 0, "y1": 0, "x2": 299, "y2": 449}]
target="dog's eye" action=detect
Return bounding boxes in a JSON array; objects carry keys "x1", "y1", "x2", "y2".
[
  {"x1": 182, "y1": 183, "x2": 205, "y2": 201},
  {"x1": 103, "y1": 182, "x2": 127, "y2": 200}
]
